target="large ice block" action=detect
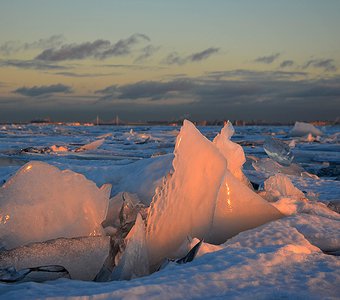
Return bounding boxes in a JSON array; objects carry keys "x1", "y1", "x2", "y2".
[
  {"x1": 146, "y1": 120, "x2": 283, "y2": 267},
  {"x1": 0, "y1": 161, "x2": 109, "y2": 249}
]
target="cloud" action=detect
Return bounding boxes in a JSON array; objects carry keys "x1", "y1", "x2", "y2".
[
  {"x1": 280, "y1": 60, "x2": 294, "y2": 68},
  {"x1": 97, "y1": 34, "x2": 150, "y2": 60},
  {"x1": 54, "y1": 71, "x2": 120, "y2": 77},
  {"x1": 35, "y1": 34, "x2": 150, "y2": 61},
  {"x1": 94, "y1": 72, "x2": 340, "y2": 113},
  {"x1": 96, "y1": 79, "x2": 195, "y2": 101},
  {"x1": 206, "y1": 69, "x2": 307, "y2": 81},
  {"x1": 163, "y1": 47, "x2": 219, "y2": 65},
  {"x1": 134, "y1": 45, "x2": 160, "y2": 63},
  {"x1": 254, "y1": 53, "x2": 280, "y2": 64},
  {"x1": 3, "y1": 72, "x2": 340, "y2": 122},
  {"x1": 303, "y1": 58, "x2": 337, "y2": 72},
  {"x1": 13, "y1": 84, "x2": 72, "y2": 97},
  {"x1": 0, "y1": 35, "x2": 65, "y2": 55},
  {"x1": 0, "y1": 59, "x2": 68, "y2": 70},
  {"x1": 99, "y1": 64, "x2": 166, "y2": 71},
  {"x1": 190, "y1": 48, "x2": 219, "y2": 62}
]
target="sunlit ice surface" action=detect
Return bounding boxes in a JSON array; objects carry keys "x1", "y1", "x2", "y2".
[{"x1": 0, "y1": 122, "x2": 339, "y2": 299}]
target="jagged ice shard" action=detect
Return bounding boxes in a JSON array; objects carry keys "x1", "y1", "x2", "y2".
[
  {"x1": 213, "y1": 121, "x2": 251, "y2": 186},
  {"x1": 0, "y1": 161, "x2": 109, "y2": 250},
  {"x1": 146, "y1": 120, "x2": 283, "y2": 267},
  {"x1": 263, "y1": 137, "x2": 294, "y2": 166},
  {"x1": 111, "y1": 214, "x2": 149, "y2": 280}
]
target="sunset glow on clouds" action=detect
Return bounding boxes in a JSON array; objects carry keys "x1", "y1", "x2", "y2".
[{"x1": 0, "y1": 0, "x2": 339, "y2": 122}]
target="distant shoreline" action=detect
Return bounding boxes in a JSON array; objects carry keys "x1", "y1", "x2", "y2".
[{"x1": 0, "y1": 120, "x2": 338, "y2": 126}]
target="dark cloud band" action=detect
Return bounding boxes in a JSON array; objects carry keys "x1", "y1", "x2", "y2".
[{"x1": 13, "y1": 84, "x2": 72, "y2": 97}]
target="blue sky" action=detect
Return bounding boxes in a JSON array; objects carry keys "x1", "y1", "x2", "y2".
[{"x1": 0, "y1": 0, "x2": 339, "y2": 122}]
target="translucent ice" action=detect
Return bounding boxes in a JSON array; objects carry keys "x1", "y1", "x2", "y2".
[
  {"x1": 290, "y1": 121, "x2": 323, "y2": 137},
  {"x1": 213, "y1": 121, "x2": 250, "y2": 185},
  {"x1": 146, "y1": 120, "x2": 282, "y2": 266},
  {"x1": 146, "y1": 120, "x2": 227, "y2": 266},
  {"x1": 211, "y1": 171, "x2": 283, "y2": 244},
  {"x1": 0, "y1": 265, "x2": 70, "y2": 283},
  {"x1": 263, "y1": 137, "x2": 294, "y2": 166},
  {"x1": 252, "y1": 158, "x2": 305, "y2": 176},
  {"x1": 75, "y1": 138, "x2": 105, "y2": 152},
  {"x1": 0, "y1": 236, "x2": 110, "y2": 281},
  {"x1": 111, "y1": 214, "x2": 149, "y2": 280},
  {"x1": 0, "y1": 161, "x2": 109, "y2": 249},
  {"x1": 263, "y1": 174, "x2": 305, "y2": 202}
]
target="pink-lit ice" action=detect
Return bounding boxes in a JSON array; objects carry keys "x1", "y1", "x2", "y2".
[
  {"x1": 213, "y1": 121, "x2": 250, "y2": 186},
  {"x1": 146, "y1": 120, "x2": 282, "y2": 266}
]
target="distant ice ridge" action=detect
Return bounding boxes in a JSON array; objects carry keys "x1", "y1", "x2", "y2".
[
  {"x1": 0, "y1": 161, "x2": 110, "y2": 250},
  {"x1": 290, "y1": 121, "x2": 323, "y2": 137},
  {"x1": 146, "y1": 120, "x2": 282, "y2": 267}
]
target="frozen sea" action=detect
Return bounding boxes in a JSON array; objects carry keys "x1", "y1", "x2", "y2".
[{"x1": 0, "y1": 123, "x2": 339, "y2": 299}]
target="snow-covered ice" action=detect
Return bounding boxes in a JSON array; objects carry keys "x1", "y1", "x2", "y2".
[{"x1": 0, "y1": 121, "x2": 339, "y2": 299}]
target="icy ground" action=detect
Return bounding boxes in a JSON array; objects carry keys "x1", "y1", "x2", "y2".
[{"x1": 0, "y1": 122, "x2": 339, "y2": 299}]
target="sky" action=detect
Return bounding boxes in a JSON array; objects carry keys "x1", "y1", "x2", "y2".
[{"x1": 0, "y1": 0, "x2": 339, "y2": 123}]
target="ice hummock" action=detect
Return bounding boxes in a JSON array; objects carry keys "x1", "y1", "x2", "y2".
[
  {"x1": 290, "y1": 121, "x2": 323, "y2": 137},
  {"x1": 0, "y1": 161, "x2": 109, "y2": 250},
  {"x1": 146, "y1": 120, "x2": 282, "y2": 267}
]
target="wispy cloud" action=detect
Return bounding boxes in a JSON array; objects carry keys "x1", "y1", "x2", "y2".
[
  {"x1": 0, "y1": 35, "x2": 65, "y2": 55},
  {"x1": 35, "y1": 34, "x2": 150, "y2": 61},
  {"x1": 13, "y1": 84, "x2": 72, "y2": 97},
  {"x1": 96, "y1": 79, "x2": 195, "y2": 101},
  {"x1": 97, "y1": 34, "x2": 150, "y2": 60},
  {"x1": 205, "y1": 69, "x2": 307, "y2": 81},
  {"x1": 303, "y1": 58, "x2": 337, "y2": 72},
  {"x1": 190, "y1": 48, "x2": 220, "y2": 62},
  {"x1": 53, "y1": 71, "x2": 120, "y2": 77},
  {"x1": 163, "y1": 47, "x2": 219, "y2": 65},
  {"x1": 254, "y1": 53, "x2": 280, "y2": 64},
  {"x1": 0, "y1": 59, "x2": 68, "y2": 70},
  {"x1": 134, "y1": 45, "x2": 160, "y2": 63},
  {"x1": 100, "y1": 64, "x2": 166, "y2": 71},
  {"x1": 280, "y1": 60, "x2": 294, "y2": 68},
  {"x1": 0, "y1": 34, "x2": 65, "y2": 55}
]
